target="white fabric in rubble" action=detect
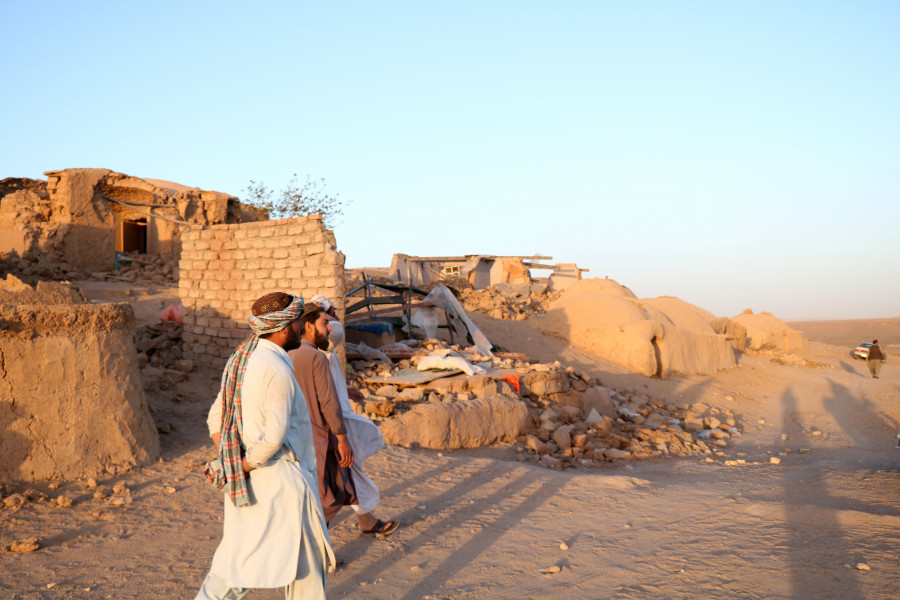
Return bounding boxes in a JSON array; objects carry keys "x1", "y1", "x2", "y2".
[
  {"x1": 417, "y1": 353, "x2": 485, "y2": 377},
  {"x1": 417, "y1": 284, "x2": 493, "y2": 356},
  {"x1": 410, "y1": 306, "x2": 440, "y2": 339},
  {"x1": 345, "y1": 341, "x2": 390, "y2": 362},
  {"x1": 378, "y1": 340, "x2": 418, "y2": 353}
]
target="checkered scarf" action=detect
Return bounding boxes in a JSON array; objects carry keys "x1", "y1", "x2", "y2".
[{"x1": 204, "y1": 296, "x2": 305, "y2": 507}]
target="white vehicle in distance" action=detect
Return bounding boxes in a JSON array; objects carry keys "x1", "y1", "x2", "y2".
[{"x1": 853, "y1": 342, "x2": 873, "y2": 360}]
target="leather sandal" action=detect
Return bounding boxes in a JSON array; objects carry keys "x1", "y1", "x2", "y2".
[{"x1": 360, "y1": 518, "x2": 399, "y2": 537}]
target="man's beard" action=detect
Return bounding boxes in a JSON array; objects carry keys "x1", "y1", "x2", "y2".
[
  {"x1": 282, "y1": 326, "x2": 301, "y2": 352},
  {"x1": 313, "y1": 329, "x2": 329, "y2": 351}
]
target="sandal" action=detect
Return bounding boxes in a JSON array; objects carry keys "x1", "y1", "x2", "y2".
[
  {"x1": 361, "y1": 518, "x2": 399, "y2": 538},
  {"x1": 328, "y1": 558, "x2": 344, "y2": 574}
]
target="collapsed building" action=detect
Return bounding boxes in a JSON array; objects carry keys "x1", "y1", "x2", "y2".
[
  {"x1": 0, "y1": 168, "x2": 258, "y2": 276},
  {"x1": 381, "y1": 253, "x2": 589, "y2": 292},
  {"x1": 0, "y1": 275, "x2": 159, "y2": 483}
]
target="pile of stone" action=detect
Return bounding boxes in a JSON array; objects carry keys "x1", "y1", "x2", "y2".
[
  {"x1": 135, "y1": 321, "x2": 194, "y2": 373},
  {"x1": 92, "y1": 252, "x2": 178, "y2": 286},
  {"x1": 747, "y1": 345, "x2": 832, "y2": 369},
  {"x1": 515, "y1": 374, "x2": 741, "y2": 468},
  {"x1": 0, "y1": 253, "x2": 82, "y2": 283},
  {"x1": 344, "y1": 341, "x2": 741, "y2": 469},
  {"x1": 456, "y1": 283, "x2": 560, "y2": 321}
]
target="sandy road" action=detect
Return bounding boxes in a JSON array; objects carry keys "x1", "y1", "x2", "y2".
[{"x1": 1, "y1": 321, "x2": 898, "y2": 599}]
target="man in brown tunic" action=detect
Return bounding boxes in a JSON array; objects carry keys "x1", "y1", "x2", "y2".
[
  {"x1": 867, "y1": 339, "x2": 886, "y2": 379},
  {"x1": 288, "y1": 304, "x2": 356, "y2": 524}
]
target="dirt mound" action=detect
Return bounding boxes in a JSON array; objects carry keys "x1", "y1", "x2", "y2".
[
  {"x1": 0, "y1": 278, "x2": 159, "y2": 482},
  {"x1": 732, "y1": 309, "x2": 803, "y2": 352},
  {"x1": 553, "y1": 277, "x2": 637, "y2": 299},
  {"x1": 0, "y1": 274, "x2": 87, "y2": 305},
  {"x1": 534, "y1": 279, "x2": 737, "y2": 376}
]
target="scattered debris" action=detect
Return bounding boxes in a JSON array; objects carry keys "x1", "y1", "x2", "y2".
[
  {"x1": 346, "y1": 338, "x2": 742, "y2": 468},
  {"x1": 540, "y1": 565, "x2": 562, "y2": 575},
  {"x1": 747, "y1": 344, "x2": 833, "y2": 369},
  {"x1": 456, "y1": 284, "x2": 560, "y2": 321},
  {"x1": 8, "y1": 538, "x2": 41, "y2": 553},
  {"x1": 136, "y1": 321, "x2": 188, "y2": 371},
  {"x1": 92, "y1": 252, "x2": 179, "y2": 287}
]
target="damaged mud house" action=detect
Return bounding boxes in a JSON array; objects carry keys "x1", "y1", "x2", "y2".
[{"x1": 1, "y1": 167, "x2": 808, "y2": 487}]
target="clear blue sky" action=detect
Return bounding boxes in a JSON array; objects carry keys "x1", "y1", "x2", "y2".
[{"x1": 2, "y1": 1, "x2": 898, "y2": 320}]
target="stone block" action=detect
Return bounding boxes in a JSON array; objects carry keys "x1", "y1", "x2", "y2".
[
  {"x1": 381, "y1": 396, "x2": 529, "y2": 450},
  {"x1": 583, "y1": 386, "x2": 617, "y2": 419},
  {"x1": 520, "y1": 371, "x2": 570, "y2": 396}
]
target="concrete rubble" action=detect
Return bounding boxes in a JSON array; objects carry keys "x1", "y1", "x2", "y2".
[
  {"x1": 345, "y1": 338, "x2": 742, "y2": 468},
  {"x1": 455, "y1": 282, "x2": 560, "y2": 321}
]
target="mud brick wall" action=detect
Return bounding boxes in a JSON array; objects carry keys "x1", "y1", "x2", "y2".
[
  {"x1": 178, "y1": 215, "x2": 344, "y2": 368},
  {"x1": 0, "y1": 302, "x2": 159, "y2": 482}
]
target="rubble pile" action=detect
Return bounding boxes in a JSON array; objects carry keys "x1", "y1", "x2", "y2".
[
  {"x1": 93, "y1": 252, "x2": 179, "y2": 286},
  {"x1": 747, "y1": 345, "x2": 833, "y2": 369},
  {"x1": 455, "y1": 283, "x2": 560, "y2": 321},
  {"x1": 344, "y1": 340, "x2": 742, "y2": 469},
  {"x1": 514, "y1": 373, "x2": 742, "y2": 468},
  {"x1": 0, "y1": 252, "x2": 82, "y2": 283},
  {"x1": 135, "y1": 321, "x2": 192, "y2": 376},
  {"x1": 0, "y1": 487, "x2": 49, "y2": 513}
]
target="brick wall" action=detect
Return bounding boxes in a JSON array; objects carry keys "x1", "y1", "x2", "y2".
[{"x1": 178, "y1": 215, "x2": 344, "y2": 368}]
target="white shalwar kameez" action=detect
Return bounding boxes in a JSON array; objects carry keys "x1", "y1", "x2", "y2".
[
  {"x1": 197, "y1": 339, "x2": 334, "y2": 600},
  {"x1": 322, "y1": 322, "x2": 385, "y2": 514}
]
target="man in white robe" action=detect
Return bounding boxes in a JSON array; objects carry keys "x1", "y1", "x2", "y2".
[
  {"x1": 196, "y1": 293, "x2": 334, "y2": 600},
  {"x1": 310, "y1": 295, "x2": 398, "y2": 536}
]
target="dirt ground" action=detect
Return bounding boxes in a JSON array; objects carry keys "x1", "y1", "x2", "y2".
[{"x1": 2, "y1": 285, "x2": 898, "y2": 599}]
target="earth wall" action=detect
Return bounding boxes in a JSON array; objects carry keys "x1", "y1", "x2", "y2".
[{"x1": 0, "y1": 302, "x2": 160, "y2": 482}]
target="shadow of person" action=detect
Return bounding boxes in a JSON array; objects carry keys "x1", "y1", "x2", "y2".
[
  {"x1": 778, "y1": 386, "x2": 865, "y2": 599},
  {"x1": 838, "y1": 359, "x2": 863, "y2": 377},
  {"x1": 822, "y1": 378, "x2": 900, "y2": 450}
]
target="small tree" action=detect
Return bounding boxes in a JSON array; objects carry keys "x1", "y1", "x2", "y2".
[{"x1": 243, "y1": 174, "x2": 348, "y2": 228}]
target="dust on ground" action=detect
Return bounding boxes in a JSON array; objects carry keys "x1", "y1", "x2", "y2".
[{"x1": 2, "y1": 284, "x2": 898, "y2": 600}]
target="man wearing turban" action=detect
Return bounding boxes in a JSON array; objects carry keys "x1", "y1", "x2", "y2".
[
  {"x1": 197, "y1": 292, "x2": 334, "y2": 600},
  {"x1": 307, "y1": 294, "x2": 398, "y2": 537}
]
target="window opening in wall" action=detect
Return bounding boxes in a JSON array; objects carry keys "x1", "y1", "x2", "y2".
[
  {"x1": 120, "y1": 218, "x2": 148, "y2": 254},
  {"x1": 442, "y1": 265, "x2": 460, "y2": 275}
]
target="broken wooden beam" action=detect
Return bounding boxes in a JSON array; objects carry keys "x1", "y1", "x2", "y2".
[{"x1": 345, "y1": 302, "x2": 435, "y2": 322}]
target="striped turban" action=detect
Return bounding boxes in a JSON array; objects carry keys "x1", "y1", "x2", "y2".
[{"x1": 205, "y1": 294, "x2": 304, "y2": 507}]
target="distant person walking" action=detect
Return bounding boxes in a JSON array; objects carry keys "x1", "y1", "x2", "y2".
[{"x1": 867, "y1": 340, "x2": 886, "y2": 378}]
